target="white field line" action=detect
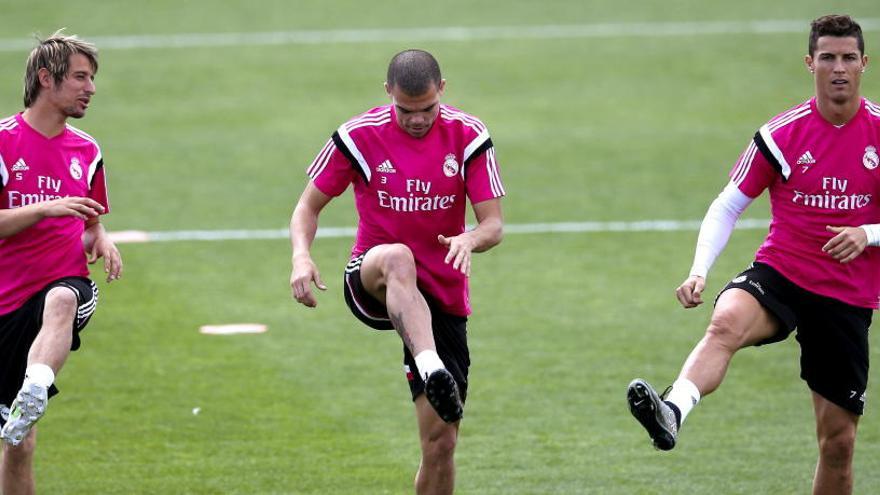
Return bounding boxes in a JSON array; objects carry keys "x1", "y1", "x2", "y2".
[
  {"x1": 1, "y1": 19, "x2": 878, "y2": 51},
  {"x1": 107, "y1": 218, "x2": 770, "y2": 244}
]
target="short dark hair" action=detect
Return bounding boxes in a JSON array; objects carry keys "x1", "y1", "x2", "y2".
[
  {"x1": 386, "y1": 49, "x2": 442, "y2": 96},
  {"x1": 809, "y1": 15, "x2": 864, "y2": 56}
]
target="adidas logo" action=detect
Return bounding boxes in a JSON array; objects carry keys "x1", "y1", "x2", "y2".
[
  {"x1": 796, "y1": 151, "x2": 816, "y2": 165},
  {"x1": 11, "y1": 158, "x2": 28, "y2": 172},
  {"x1": 375, "y1": 160, "x2": 396, "y2": 173}
]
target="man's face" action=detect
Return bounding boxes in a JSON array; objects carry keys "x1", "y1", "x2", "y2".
[
  {"x1": 806, "y1": 36, "x2": 867, "y2": 105},
  {"x1": 386, "y1": 80, "x2": 445, "y2": 138},
  {"x1": 46, "y1": 53, "x2": 96, "y2": 119}
]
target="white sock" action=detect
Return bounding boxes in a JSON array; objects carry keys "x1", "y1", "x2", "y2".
[
  {"x1": 665, "y1": 378, "x2": 701, "y2": 426},
  {"x1": 24, "y1": 363, "x2": 55, "y2": 389},
  {"x1": 413, "y1": 350, "x2": 445, "y2": 380}
]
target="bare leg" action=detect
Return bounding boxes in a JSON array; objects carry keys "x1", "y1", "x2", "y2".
[
  {"x1": 1, "y1": 427, "x2": 37, "y2": 495},
  {"x1": 359, "y1": 244, "x2": 435, "y2": 355},
  {"x1": 811, "y1": 392, "x2": 858, "y2": 495},
  {"x1": 678, "y1": 289, "x2": 779, "y2": 396},
  {"x1": 27, "y1": 286, "x2": 78, "y2": 374},
  {"x1": 414, "y1": 396, "x2": 458, "y2": 495}
]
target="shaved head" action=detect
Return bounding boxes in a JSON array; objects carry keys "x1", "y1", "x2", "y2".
[{"x1": 386, "y1": 49, "x2": 442, "y2": 96}]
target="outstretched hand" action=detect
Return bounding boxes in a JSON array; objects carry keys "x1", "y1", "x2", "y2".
[
  {"x1": 438, "y1": 233, "x2": 476, "y2": 276},
  {"x1": 823, "y1": 225, "x2": 868, "y2": 263},
  {"x1": 675, "y1": 275, "x2": 706, "y2": 309},
  {"x1": 291, "y1": 255, "x2": 327, "y2": 307}
]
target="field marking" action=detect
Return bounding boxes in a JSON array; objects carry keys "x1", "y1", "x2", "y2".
[
  {"x1": 1, "y1": 19, "x2": 878, "y2": 51},
  {"x1": 108, "y1": 218, "x2": 770, "y2": 244}
]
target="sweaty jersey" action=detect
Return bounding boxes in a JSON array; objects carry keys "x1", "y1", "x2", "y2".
[
  {"x1": 307, "y1": 104, "x2": 505, "y2": 316},
  {"x1": 0, "y1": 113, "x2": 109, "y2": 315},
  {"x1": 730, "y1": 97, "x2": 880, "y2": 308}
]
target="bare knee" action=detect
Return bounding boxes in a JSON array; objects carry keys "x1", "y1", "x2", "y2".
[
  {"x1": 818, "y1": 428, "x2": 856, "y2": 468},
  {"x1": 44, "y1": 287, "x2": 78, "y2": 322},
  {"x1": 704, "y1": 309, "x2": 749, "y2": 351},
  {"x1": 422, "y1": 426, "x2": 458, "y2": 462},
  {"x1": 3, "y1": 430, "x2": 36, "y2": 469},
  {"x1": 379, "y1": 244, "x2": 417, "y2": 281}
]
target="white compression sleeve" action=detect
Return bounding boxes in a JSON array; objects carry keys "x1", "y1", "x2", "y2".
[
  {"x1": 689, "y1": 182, "x2": 755, "y2": 278},
  {"x1": 862, "y1": 224, "x2": 880, "y2": 246}
]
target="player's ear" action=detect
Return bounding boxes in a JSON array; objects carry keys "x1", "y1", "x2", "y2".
[
  {"x1": 384, "y1": 81, "x2": 391, "y2": 97},
  {"x1": 37, "y1": 67, "x2": 53, "y2": 89},
  {"x1": 805, "y1": 55, "x2": 815, "y2": 74},
  {"x1": 438, "y1": 79, "x2": 446, "y2": 96}
]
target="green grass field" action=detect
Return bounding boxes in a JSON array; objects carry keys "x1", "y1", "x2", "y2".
[{"x1": 2, "y1": 1, "x2": 880, "y2": 493}]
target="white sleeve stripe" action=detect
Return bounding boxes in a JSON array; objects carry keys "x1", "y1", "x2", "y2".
[
  {"x1": 463, "y1": 129, "x2": 490, "y2": 163},
  {"x1": 440, "y1": 108, "x2": 487, "y2": 133},
  {"x1": 766, "y1": 102, "x2": 810, "y2": 127},
  {"x1": 487, "y1": 148, "x2": 504, "y2": 197},
  {"x1": 307, "y1": 140, "x2": 336, "y2": 179},
  {"x1": 344, "y1": 110, "x2": 391, "y2": 130},
  {"x1": 336, "y1": 124, "x2": 372, "y2": 182},
  {"x1": 346, "y1": 118, "x2": 390, "y2": 131},
  {"x1": 731, "y1": 142, "x2": 758, "y2": 185},
  {"x1": 87, "y1": 150, "x2": 102, "y2": 186},
  {"x1": 759, "y1": 124, "x2": 792, "y2": 180},
  {"x1": 0, "y1": 153, "x2": 7, "y2": 187},
  {"x1": 768, "y1": 107, "x2": 811, "y2": 132},
  {"x1": 307, "y1": 139, "x2": 335, "y2": 177}
]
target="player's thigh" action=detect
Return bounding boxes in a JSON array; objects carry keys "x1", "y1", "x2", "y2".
[
  {"x1": 711, "y1": 288, "x2": 780, "y2": 347},
  {"x1": 359, "y1": 244, "x2": 416, "y2": 300}
]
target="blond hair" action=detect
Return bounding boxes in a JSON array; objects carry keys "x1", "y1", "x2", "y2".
[{"x1": 23, "y1": 29, "x2": 98, "y2": 108}]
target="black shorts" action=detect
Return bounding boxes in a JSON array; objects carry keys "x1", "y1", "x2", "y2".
[
  {"x1": 719, "y1": 262, "x2": 872, "y2": 415},
  {"x1": 343, "y1": 252, "x2": 470, "y2": 402},
  {"x1": 0, "y1": 277, "x2": 98, "y2": 421}
]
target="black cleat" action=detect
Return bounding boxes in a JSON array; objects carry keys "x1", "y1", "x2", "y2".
[
  {"x1": 425, "y1": 369, "x2": 463, "y2": 423},
  {"x1": 627, "y1": 378, "x2": 678, "y2": 451}
]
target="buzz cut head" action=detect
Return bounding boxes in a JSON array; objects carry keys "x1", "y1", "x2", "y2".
[{"x1": 386, "y1": 49, "x2": 442, "y2": 96}]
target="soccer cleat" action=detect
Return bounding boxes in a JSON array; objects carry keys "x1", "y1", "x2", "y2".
[
  {"x1": 424, "y1": 369, "x2": 463, "y2": 423},
  {"x1": 0, "y1": 383, "x2": 48, "y2": 446},
  {"x1": 627, "y1": 378, "x2": 678, "y2": 451}
]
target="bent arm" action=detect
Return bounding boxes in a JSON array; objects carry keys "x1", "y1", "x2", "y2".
[
  {"x1": 469, "y1": 198, "x2": 504, "y2": 253},
  {"x1": 0, "y1": 196, "x2": 104, "y2": 239},
  {"x1": 689, "y1": 182, "x2": 754, "y2": 278}
]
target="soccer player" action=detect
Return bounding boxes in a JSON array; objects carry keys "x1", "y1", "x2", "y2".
[
  {"x1": 0, "y1": 31, "x2": 122, "y2": 494},
  {"x1": 627, "y1": 14, "x2": 877, "y2": 494},
  {"x1": 290, "y1": 49, "x2": 504, "y2": 494}
]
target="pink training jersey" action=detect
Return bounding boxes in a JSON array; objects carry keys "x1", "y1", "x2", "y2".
[
  {"x1": 308, "y1": 104, "x2": 505, "y2": 316},
  {"x1": 0, "y1": 113, "x2": 109, "y2": 315},
  {"x1": 731, "y1": 97, "x2": 880, "y2": 309}
]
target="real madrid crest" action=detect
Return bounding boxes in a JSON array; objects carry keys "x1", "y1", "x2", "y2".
[
  {"x1": 864, "y1": 146, "x2": 879, "y2": 170},
  {"x1": 442, "y1": 153, "x2": 459, "y2": 178},
  {"x1": 69, "y1": 157, "x2": 83, "y2": 179}
]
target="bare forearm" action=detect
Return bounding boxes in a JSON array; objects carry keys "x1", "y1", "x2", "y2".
[
  {"x1": 290, "y1": 202, "x2": 319, "y2": 260},
  {"x1": 468, "y1": 216, "x2": 503, "y2": 253},
  {"x1": 0, "y1": 203, "x2": 47, "y2": 238}
]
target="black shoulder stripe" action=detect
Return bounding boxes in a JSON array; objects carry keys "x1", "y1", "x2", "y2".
[
  {"x1": 464, "y1": 137, "x2": 494, "y2": 169},
  {"x1": 89, "y1": 158, "x2": 104, "y2": 187},
  {"x1": 331, "y1": 131, "x2": 368, "y2": 184},
  {"x1": 752, "y1": 131, "x2": 786, "y2": 182}
]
